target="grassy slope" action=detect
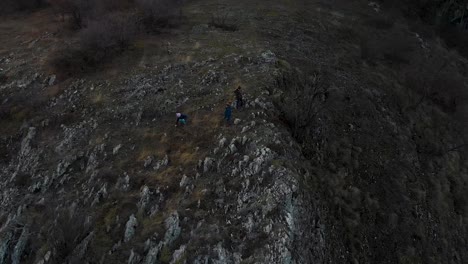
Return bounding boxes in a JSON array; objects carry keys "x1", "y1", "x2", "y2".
[
  {"x1": 255, "y1": 0, "x2": 468, "y2": 263},
  {"x1": 0, "y1": 0, "x2": 467, "y2": 263}
]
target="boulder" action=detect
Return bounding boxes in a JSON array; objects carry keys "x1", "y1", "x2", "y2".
[
  {"x1": 124, "y1": 215, "x2": 138, "y2": 242},
  {"x1": 164, "y1": 212, "x2": 181, "y2": 245}
]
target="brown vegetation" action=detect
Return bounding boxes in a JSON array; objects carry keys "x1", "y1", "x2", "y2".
[
  {"x1": 47, "y1": 0, "x2": 184, "y2": 78},
  {"x1": 274, "y1": 69, "x2": 329, "y2": 143},
  {"x1": 209, "y1": 6, "x2": 240, "y2": 32}
]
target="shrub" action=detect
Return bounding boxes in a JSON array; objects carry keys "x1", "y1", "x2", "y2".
[
  {"x1": 50, "y1": 14, "x2": 137, "y2": 78},
  {"x1": 80, "y1": 13, "x2": 137, "y2": 53},
  {"x1": 49, "y1": 0, "x2": 186, "y2": 77},
  {"x1": 136, "y1": 0, "x2": 184, "y2": 32},
  {"x1": 274, "y1": 69, "x2": 330, "y2": 141},
  {"x1": 209, "y1": 6, "x2": 239, "y2": 32}
]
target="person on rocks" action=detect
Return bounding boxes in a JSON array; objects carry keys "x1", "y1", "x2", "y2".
[
  {"x1": 176, "y1": 113, "x2": 188, "y2": 126},
  {"x1": 234, "y1": 86, "x2": 244, "y2": 109},
  {"x1": 224, "y1": 103, "x2": 233, "y2": 126}
]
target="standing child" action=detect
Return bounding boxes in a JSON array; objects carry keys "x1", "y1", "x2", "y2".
[
  {"x1": 224, "y1": 103, "x2": 232, "y2": 126},
  {"x1": 176, "y1": 113, "x2": 188, "y2": 126}
]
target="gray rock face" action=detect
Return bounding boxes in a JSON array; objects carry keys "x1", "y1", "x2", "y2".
[
  {"x1": 179, "y1": 175, "x2": 189, "y2": 188},
  {"x1": 48, "y1": 75, "x2": 56, "y2": 86},
  {"x1": 170, "y1": 245, "x2": 186, "y2": 264},
  {"x1": 164, "y1": 212, "x2": 181, "y2": 245},
  {"x1": 218, "y1": 137, "x2": 227, "y2": 148},
  {"x1": 0, "y1": 37, "x2": 323, "y2": 264},
  {"x1": 116, "y1": 173, "x2": 131, "y2": 191},
  {"x1": 203, "y1": 157, "x2": 215, "y2": 173},
  {"x1": 91, "y1": 183, "x2": 108, "y2": 206},
  {"x1": 128, "y1": 249, "x2": 142, "y2": 264},
  {"x1": 144, "y1": 156, "x2": 154, "y2": 168},
  {"x1": 138, "y1": 185, "x2": 151, "y2": 212},
  {"x1": 70, "y1": 231, "x2": 94, "y2": 261},
  {"x1": 11, "y1": 226, "x2": 29, "y2": 264},
  {"x1": 113, "y1": 144, "x2": 122, "y2": 155},
  {"x1": 260, "y1": 50, "x2": 277, "y2": 64},
  {"x1": 192, "y1": 24, "x2": 209, "y2": 34},
  {"x1": 144, "y1": 242, "x2": 163, "y2": 264},
  {"x1": 0, "y1": 232, "x2": 12, "y2": 264},
  {"x1": 153, "y1": 155, "x2": 169, "y2": 171},
  {"x1": 10, "y1": 127, "x2": 39, "y2": 183},
  {"x1": 124, "y1": 215, "x2": 138, "y2": 242}
]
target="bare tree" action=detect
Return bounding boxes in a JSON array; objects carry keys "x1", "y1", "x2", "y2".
[{"x1": 275, "y1": 70, "x2": 329, "y2": 139}]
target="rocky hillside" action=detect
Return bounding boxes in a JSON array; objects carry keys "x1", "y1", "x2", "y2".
[{"x1": 1, "y1": 0, "x2": 467, "y2": 264}]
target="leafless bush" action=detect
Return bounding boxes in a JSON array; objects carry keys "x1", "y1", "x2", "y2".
[
  {"x1": 50, "y1": 13, "x2": 137, "y2": 77},
  {"x1": 136, "y1": 0, "x2": 184, "y2": 31},
  {"x1": 49, "y1": 0, "x2": 185, "y2": 76},
  {"x1": 209, "y1": 6, "x2": 239, "y2": 32},
  {"x1": 274, "y1": 70, "x2": 329, "y2": 140},
  {"x1": 80, "y1": 13, "x2": 137, "y2": 53}
]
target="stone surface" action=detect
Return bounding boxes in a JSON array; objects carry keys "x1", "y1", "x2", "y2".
[
  {"x1": 11, "y1": 227, "x2": 29, "y2": 264},
  {"x1": 124, "y1": 215, "x2": 138, "y2": 242},
  {"x1": 164, "y1": 212, "x2": 181, "y2": 245}
]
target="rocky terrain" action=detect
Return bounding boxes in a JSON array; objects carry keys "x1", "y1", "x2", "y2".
[{"x1": 1, "y1": 0, "x2": 467, "y2": 263}]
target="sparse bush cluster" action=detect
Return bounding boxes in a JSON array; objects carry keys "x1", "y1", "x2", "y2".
[
  {"x1": 48, "y1": 0, "x2": 184, "y2": 77},
  {"x1": 273, "y1": 69, "x2": 330, "y2": 154},
  {"x1": 80, "y1": 14, "x2": 136, "y2": 52},
  {"x1": 209, "y1": 6, "x2": 239, "y2": 32},
  {"x1": 48, "y1": 0, "x2": 184, "y2": 31}
]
